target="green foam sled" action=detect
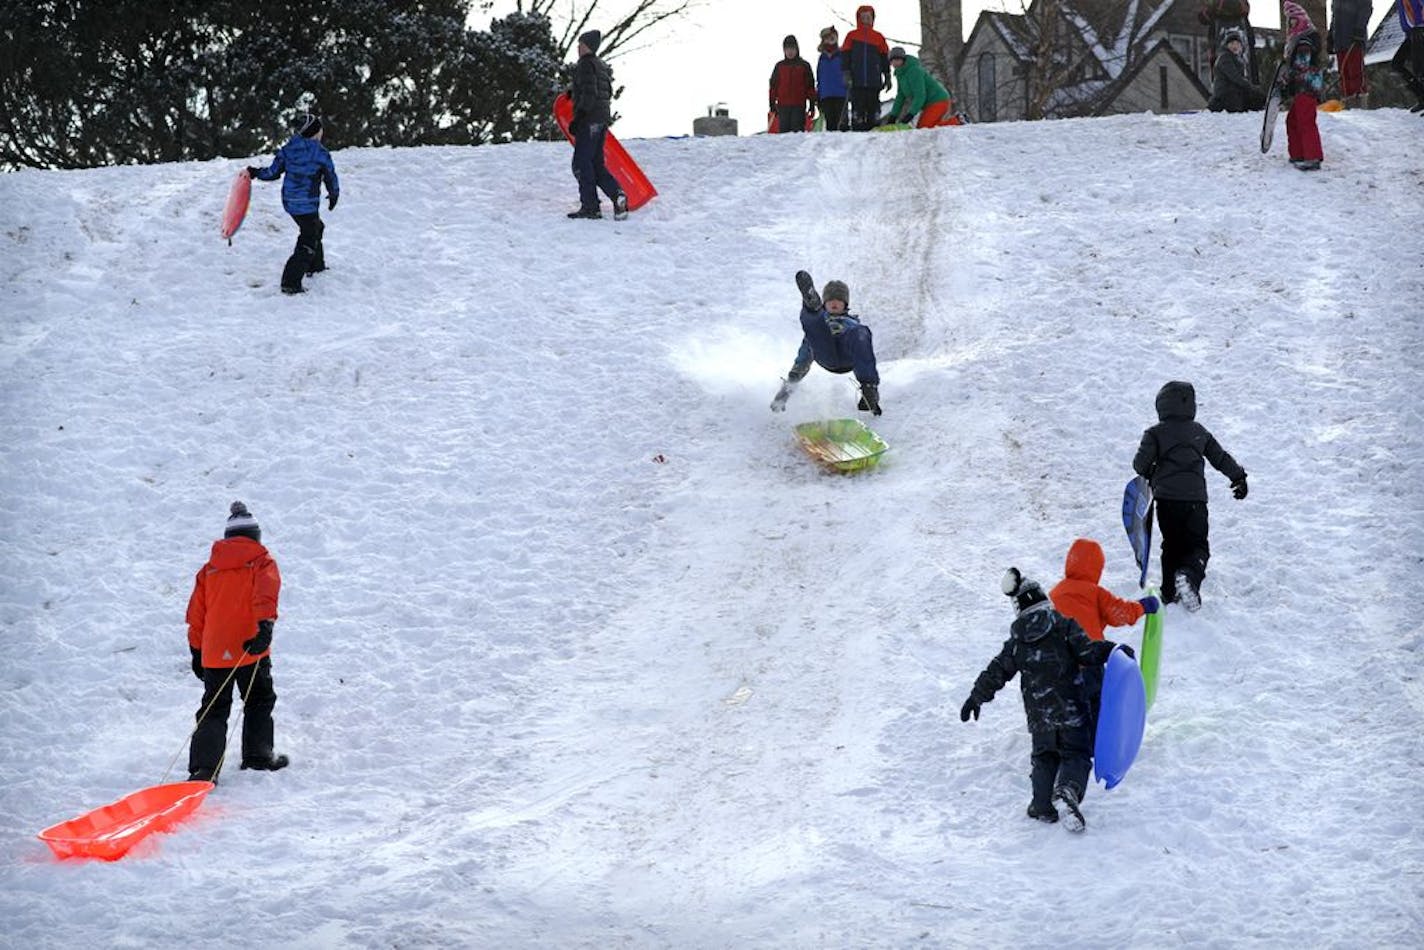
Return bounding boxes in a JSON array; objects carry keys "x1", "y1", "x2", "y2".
[{"x1": 1140, "y1": 586, "x2": 1163, "y2": 710}]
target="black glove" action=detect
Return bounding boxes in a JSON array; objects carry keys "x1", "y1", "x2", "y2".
[
  {"x1": 795, "y1": 270, "x2": 821, "y2": 311},
  {"x1": 246, "y1": 166, "x2": 262, "y2": 179},
  {"x1": 328, "y1": 192, "x2": 339, "y2": 211},
  {"x1": 959, "y1": 697, "x2": 981, "y2": 722},
  {"x1": 1231, "y1": 476, "x2": 1248, "y2": 500},
  {"x1": 190, "y1": 647, "x2": 204, "y2": 680},
  {"x1": 882, "y1": 76, "x2": 893, "y2": 92},
  {"x1": 243, "y1": 619, "x2": 274, "y2": 655},
  {"x1": 857, "y1": 383, "x2": 882, "y2": 416},
  {"x1": 1117, "y1": 643, "x2": 1136, "y2": 660}
]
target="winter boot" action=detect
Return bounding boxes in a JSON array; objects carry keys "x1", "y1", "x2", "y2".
[
  {"x1": 1054, "y1": 784, "x2": 1085, "y2": 833},
  {"x1": 189, "y1": 768, "x2": 217, "y2": 783},
  {"x1": 567, "y1": 207, "x2": 602, "y2": 220},
  {"x1": 1174, "y1": 571, "x2": 1201, "y2": 612},
  {"x1": 240, "y1": 753, "x2": 290, "y2": 771},
  {"x1": 613, "y1": 193, "x2": 629, "y2": 221},
  {"x1": 1027, "y1": 801, "x2": 1060, "y2": 823},
  {"x1": 857, "y1": 383, "x2": 882, "y2": 415},
  {"x1": 795, "y1": 270, "x2": 822, "y2": 311},
  {"x1": 281, "y1": 285, "x2": 306, "y2": 295}
]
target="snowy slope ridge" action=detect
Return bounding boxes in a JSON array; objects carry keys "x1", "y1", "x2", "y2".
[{"x1": 2, "y1": 110, "x2": 1422, "y2": 948}]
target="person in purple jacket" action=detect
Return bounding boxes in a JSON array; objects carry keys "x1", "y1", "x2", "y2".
[
  {"x1": 248, "y1": 113, "x2": 340, "y2": 295},
  {"x1": 816, "y1": 26, "x2": 849, "y2": 131}
]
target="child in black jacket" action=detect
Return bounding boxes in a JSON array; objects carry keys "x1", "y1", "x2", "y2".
[
  {"x1": 1132, "y1": 380, "x2": 1247, "y2": 611},
  {"x1": 960, "y1": 569, "x2": 1128, "y2": 832}
]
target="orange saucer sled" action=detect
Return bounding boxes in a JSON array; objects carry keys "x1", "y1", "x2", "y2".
[{"x1": 38, "y1": 780, "x2": 215, "y2": 860}]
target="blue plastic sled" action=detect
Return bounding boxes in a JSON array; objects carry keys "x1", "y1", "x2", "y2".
[
  {"x1": 1094, "y1": 646, "x2": 1147, "y2": 790},
  {"x1": 1122, "y1": 475, "x2": 1154, "y2": 588}
]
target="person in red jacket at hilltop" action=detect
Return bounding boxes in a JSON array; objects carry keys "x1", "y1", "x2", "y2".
[
  {"x1": 185, "y1": 501, "x2": 287, "y2": 782},
  {"x1": 842, "y1": 5, "x2": 891, "y2": 130},
  {"x1": 769, "y1": 35, "x2": 817, "y2": 133}
]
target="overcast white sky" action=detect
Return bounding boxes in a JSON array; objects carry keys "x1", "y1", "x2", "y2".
[{"x1": 480, "y1": 1, "x2": 1389, "y2": 139}]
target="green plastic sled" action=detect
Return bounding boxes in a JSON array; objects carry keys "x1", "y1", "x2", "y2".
[
  {"x1": 1140, "y1": 586, "x2": 1163, "y2": 710},
  {"x1": 793, "y1": 418, "x2": 889, "y2": 473}
]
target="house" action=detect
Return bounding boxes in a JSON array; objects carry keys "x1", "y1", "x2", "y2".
[{"x1": 955, "y1": 0, "x2": 1280, "y2": 123}]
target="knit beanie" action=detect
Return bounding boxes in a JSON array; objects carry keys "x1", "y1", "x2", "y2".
[
  {"x1": 580, "y1": 30, "x2": 602, "y2": 54},
  {"x1": 1282, "y1": 1, "x2": 1314, "y2": 40},
  {"x1": 783, "y1": 34, "x2": 799, "y2": 52},
  {"x1": 822, "y1": 279, "x2": 849, "y2": 307},
  {"x1": 1002, "y1": 567, "x2": 1048, "y2": 614},
  {"x1": 297, "y1": 113, "x2": 322, "y2": 138},
  {"x1": 224, "y1": 501, "x2": 261, "y2": 542},
  {"x1": 889, "y1": 46, "x2": 908, "y2": 62}
]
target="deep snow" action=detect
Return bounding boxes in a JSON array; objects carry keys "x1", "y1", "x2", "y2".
[{"x1": 2, "y1": 107, "x2": 1422, "y2": 948}]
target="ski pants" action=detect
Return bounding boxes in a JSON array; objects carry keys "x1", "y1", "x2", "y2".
[
  {"x1": 1156, "y1": 499, "x2": 1210, "y2": 602},
  {"x1": 1393, "y1": 27, "x2": 1424, "y2": 94},
  {"x1": 571, "y1": 121, "x2": 622, "y2": 212},
  {"x1": 282, "y1": 213, "x2": 324, "y2": 291},
  {"x1": 819, "y1": 96, "x2": 847, "y2": 131},
  {"x1": 774, "y1": 104, "x2": 808, "y2": 133},
  {"x1": 189, "y1": 658, "x2": 277, "y2": 776},
  {"x1": 1029, "y1": 725, "x2": 1093, "y2": 811},
  {"x1": 1335, "y1": 45, "x2": 1367, "y2": 97},
  {"x1": 915, "y1": 100, "x2": 952, "y2": 128},
  {"x1": 1284, "y1": 93, "x2": 1323, "y2": 162},
  {"x1": 849, "y1": 87, "x2": 881, "y2": 130}
]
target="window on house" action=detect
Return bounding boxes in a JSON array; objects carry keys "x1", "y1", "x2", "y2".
[
  {"x1": 978, "y1": 53, "x2": 997, "y2": 122},
  {"x1": 1169, "y1": 34, "x2": 1194, "y2": 73}
]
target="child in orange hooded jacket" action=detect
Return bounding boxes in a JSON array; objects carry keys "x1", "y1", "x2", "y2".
[{"x1": 185, "y1": 501, "x2": 287, "y2": 782}]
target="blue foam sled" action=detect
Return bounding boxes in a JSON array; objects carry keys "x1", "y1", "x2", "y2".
[
  {"x1": 1093, "y1": 646, "x2": 1147, "y2": 789},
  {"x1": 1122, "y1": 475, "x2": 1154, "y2": 588}
]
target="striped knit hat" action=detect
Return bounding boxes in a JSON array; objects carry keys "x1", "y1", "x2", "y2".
[
  {"x1": 224, "y1": 501, "x2": 261, "y2": 541},
  {"x1": 297, "y1": 113, "x2": 323, "y2": 138},
  {"x1": 1282, "y1": 1, "x2": 1315, "y2": 41}
]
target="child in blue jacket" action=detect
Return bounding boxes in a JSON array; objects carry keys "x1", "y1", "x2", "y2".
[
  {"x1": 816, "y1": 26, "x2": 849, "y2": 131},
  {"x1": 249, "y1": 114, "x2": 340, "y2": 294},
  {"x1": 770, "y1": 270, "x2": 881, "y2": 416}
]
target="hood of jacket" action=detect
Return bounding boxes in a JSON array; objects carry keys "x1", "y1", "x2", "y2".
[
  {"x1": 1063, "y1": 538, "x2": 1104, "y2": 584},
  {"x1": 1012, "y1": 601, "x2": 1055, "y2": 643},
  {"x1": 855, "y1": 5, "x2": 876, "y2": 27},
  {"x1": 207, "y1": 535, "x2": 270, "y2": 570},
  {"x1": 1155, "y1": 380, "x2": 1196, "y2": 421}
]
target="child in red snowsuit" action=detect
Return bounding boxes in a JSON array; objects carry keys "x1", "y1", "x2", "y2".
[
  {"x1": 1277, "y1": 1, "x2": 1325, "y2": 170},
  {"x1": 185, "y1": 502, "x2": 287, "y2": 782}
]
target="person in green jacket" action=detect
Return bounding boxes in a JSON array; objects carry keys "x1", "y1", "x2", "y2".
[{"x1": 883, "y1": 46, "x2": 956, "y2": 128}]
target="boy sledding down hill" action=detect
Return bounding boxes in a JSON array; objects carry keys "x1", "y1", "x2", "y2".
[{"x1": 770, "y1": 270, "x2": 882, "y2": 416}]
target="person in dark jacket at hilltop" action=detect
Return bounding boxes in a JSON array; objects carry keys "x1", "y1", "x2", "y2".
[
  {"x1": 961, "y1": 569, "x2": 1129, "y2": 832},
  {"x1": 1207, "y1": 29, "x2": 1261, "y2": 112},
  {"x1": 1132, "y1": 380, "x2": 1247, "y2": 611},
  {"x1": 769, "y1": 34, "x2": 817, "y2": 133},
  {"x1": 1328, "y1": 0, "x2": 1373, "y2": 107},
  {"x1": 842, "y1": 5, "x2": 891, "y2": 131},
  {"x1": 248, "y1": 113, "x2": 340, "y2": 295},
  {"x1": 567, "y1": 29, "x2": 627, "y2": 220},
  {"x1": 770, "y1": 270, "x2": 881, "y2": 416}
]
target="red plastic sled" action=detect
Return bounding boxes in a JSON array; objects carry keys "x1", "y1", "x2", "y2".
[
  {"x1": 220, "y1": 168, "x2": 251, "y2": 243},
  {"x1": 38, "y1": 780, "x2": 215, "y2": 860},
  {"x1": 553, "y1": 93, "x2": 657, "y2": 212}
]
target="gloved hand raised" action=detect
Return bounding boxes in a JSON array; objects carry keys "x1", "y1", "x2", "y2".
[
  {"x1": 794, "y1": 270, "x2": 821, "y2": 311},
  {"x1": 243, "y1": 619, "x2": 274, "y2": 656},
  {"x1": 959, "y1": 698, "x2": 981, "y2": 722},
  {"x1": 1138, "y1": 596, "x2": 1160, "y2": 615},
  {"x1": 190, "y1": 647, "x2": 204, "y2": 681},
  {"x1": 1231, "y1": 476, "x2": 1248, "y2": 500}
]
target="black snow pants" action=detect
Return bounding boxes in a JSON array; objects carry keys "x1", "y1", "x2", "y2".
[
  {"x1": 1156, "y1": 499, "x2": 1210, "y2": 602},
  {"x1": 849, "y1": 87, "x2": 880, "y2": 130},
  {"x1": 819, "y1": 96, "x2": 847, "y2": 131},
  {"x1": 189, "y1": 658, "x2": 277, "y2": 776},
  {"x1": 1030, "y1": 725, "x2": 1093, "y2": 811},
  {"x1": 281, "y1": 213, "x2": 324, "y2": 291}
]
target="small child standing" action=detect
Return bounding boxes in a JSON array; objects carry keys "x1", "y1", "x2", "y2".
[
  {"x1": 816, "y1": 27, "x2": 848, "y2": 131},
  {"x1": 769, "y1": 35, "x2": 817, "y2": 134},
  {"x1": 1132, "y1": 381, "x2": 1247, "y2": 611},
  {"x1": 186, "y1": 502, "x2": 288, "y2": 782},
  {"x1": 249, "y1": 113, "x2": 340, "y2": 294},
  {"x1": 960, "y1": 569, "x2": 1127, "y2": 832},
  {"x1": 1276, "y1": 1, "x2": 1326, "y2": 170}
]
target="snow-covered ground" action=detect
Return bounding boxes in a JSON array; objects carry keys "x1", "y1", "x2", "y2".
[{"x1": 2, "y1": 108, "x2": 1421, "y2": 948}]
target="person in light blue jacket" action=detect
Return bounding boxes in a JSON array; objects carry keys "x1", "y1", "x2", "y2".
[
  {"x1": 249, "y1": 114, "x2": 340, "y2": 295},
  {"x1": 816, "y1": 26, "x2": 848, "y2": 131}
]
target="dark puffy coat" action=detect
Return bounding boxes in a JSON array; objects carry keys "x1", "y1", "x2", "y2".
[
  {"x1": 967, "y1": 603, "x2": 1114, "y2": 733},
  {"x1": 252, "y1": 135, "x2": 339, "y2": 216},
  {"x1": 1208, "y1": 50, "x2": 1257, "y2": 112},
  {"x1": 571, "y1": 52, "x2": 613, "y2": 127},
  {"x1": 1329, "y1": 0, "x2": 1374, "y2": 50},
  {"x1": 1133, "y1": 381, "x2": 1245, "y2": 502},
  {"x1": 770, "y1": 56, "x2": 817, "y2": 109}
]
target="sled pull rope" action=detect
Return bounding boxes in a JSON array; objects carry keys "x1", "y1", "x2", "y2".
[{"x1": 159, "y1": 651, "x2": 256, "y2": 784}]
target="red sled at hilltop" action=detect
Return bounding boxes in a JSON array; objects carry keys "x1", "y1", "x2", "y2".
[{"x1": 553, "y1": 93, "x2": 657, "y2": 212}]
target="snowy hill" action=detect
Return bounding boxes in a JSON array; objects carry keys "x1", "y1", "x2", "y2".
[{"x1": 2, "y1": 109, "x2": 1422, "y2": 948}]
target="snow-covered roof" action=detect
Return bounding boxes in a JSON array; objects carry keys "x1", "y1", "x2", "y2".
[{"x1": 1366, "y1": 8, "x2": 1406, "y2": 65}]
